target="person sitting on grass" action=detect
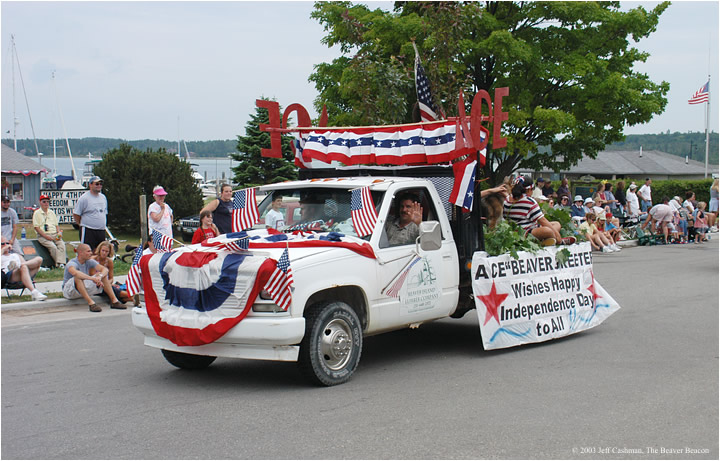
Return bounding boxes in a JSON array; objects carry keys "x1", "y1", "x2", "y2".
[
  {"x1": 1, "y1": 237, "x2": 47, "y2": 300},
  {"x1": 503, "y1": 176, "x2": 575, "y2": 246},
  {"x1": 598, "y1": 213, "x2": 621, "y2": 245},
  {"x1": 577, "y1": 213, "x2": 618, "y2": 253},
  {"x1": 63, "y1": 243, "x2": 125, "y2": 312}
]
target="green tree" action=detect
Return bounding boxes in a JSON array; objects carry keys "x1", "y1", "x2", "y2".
[
  {"x1": 92, "y1": 144, "x2": 203, "y2": 233},
  {"x1": 232, "y1": 100, "x2": 298, "y2": 187},
  {"x1": 310, "y1": 1, "x2": 670, "y2": 184}
]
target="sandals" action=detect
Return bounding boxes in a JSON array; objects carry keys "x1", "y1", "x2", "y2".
[
  {"x1": 88, "y1": 304, "x2": 101, "y2": 313},
  {"x1": 110, "y1": 301, "x2": 127, "y2": 310}
]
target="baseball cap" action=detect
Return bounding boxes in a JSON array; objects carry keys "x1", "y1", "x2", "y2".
[
  {"x1": 629, "y1": 183, "x2": 637, "y2": 190},
  {"x1": 537, "y1": 177, "x2": 545, "y2": 183},
  {"x1": 89, "y1": 176, "x2": 103, "y2": 184},
  {"x1": 153, "y1": 185, "x2": 168, "y2": 196},
  {"x1": 596, "y1": 213, "x2": 606, "y2": 220},
  {"x1": 574, "y1": 195, "x2": 583, "y2": 202},
  {"x1": 1, "y1": 195, "x2": 10, "y2": 202},
  {"x1": 39, "y1": 194, "x2": 50, "y2": 201}
]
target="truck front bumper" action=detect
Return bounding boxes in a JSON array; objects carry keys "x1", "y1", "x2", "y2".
[{"x1": 131, "y1": 306, "x2": 305, "y2": 362}]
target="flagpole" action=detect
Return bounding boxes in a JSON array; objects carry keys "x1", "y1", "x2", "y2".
[{"x1": 704, "y1": 74, "x2": 710, "y2": 178}]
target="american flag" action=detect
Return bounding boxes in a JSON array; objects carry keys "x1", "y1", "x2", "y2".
[
  {"x1": 449, "y1": 157, "x2": 477, "y2": 212},
  {"x1": 263, "y1": 248, "x2": 293, "y2": 311},
  {"x1": 688, "y1": 81, "x2": 710, "y2": 104},
  {"x1": 415, "y1": 50, "x2": 439, "y2": 122},
  {"x1": 384, "y1": 255, "x2": 422, "y2": 298},
  {"x1": 152, "y1": 230, "x2": 173, "y2": 252},
  {"x1": 351, "y1": 187, "x2": 378, "y2": 237},
  {"x1": 232, "y1": 188, "x2": 259, "y2": 232},
  {"x1": 125, "y1": 246, "x2": 144, "y2": 297}
]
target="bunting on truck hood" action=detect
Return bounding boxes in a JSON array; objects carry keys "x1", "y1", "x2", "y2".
[{"x1": 141, "y1": 248, "x2": 277, "y2": 346}]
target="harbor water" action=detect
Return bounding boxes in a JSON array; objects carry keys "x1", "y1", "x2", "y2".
[{"x1": 42, "y1": 157, "x2": 236, "y2": 183}]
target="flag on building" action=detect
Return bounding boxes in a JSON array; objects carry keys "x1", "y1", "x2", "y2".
[
  {"x1": 351, "y1": 186, "x2": 378, "y2": 237},
  {"x1": 384, "y1": 255, "x2": 422, "y2": 298},
  {"x1": 688, "y1": 81, "x2": 710, "y2": 104},
  {"x1": 263, "y1": 248, "x2": 293, "y2": 311},
  {"x1": 232, "y1": 188, "x2": 259, "y2": 232},
  {"x1": 415, "y1": 48, "x2": 440, "y2": 122},
  {"x1": 125, "y1": 246, "x2": 144, "y2": 297},
  {"x1": 449, "y1": 157, "x2": 477, "y2": 212},
  {"x1": 152, "y1": 230, "x2": 174, "y2": 252}
]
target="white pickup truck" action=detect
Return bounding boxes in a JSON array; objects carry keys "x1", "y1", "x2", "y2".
[{"x1": 132, "y1": 167, "x2": 483, "y2": 386}]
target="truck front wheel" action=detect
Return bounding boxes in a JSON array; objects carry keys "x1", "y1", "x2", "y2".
[
  {"x1": 161, "y1": 349, "x2": 216, "y2": 370},
  {"x1": 299, "y1": 301, "x2": 362, "y2": 386}
]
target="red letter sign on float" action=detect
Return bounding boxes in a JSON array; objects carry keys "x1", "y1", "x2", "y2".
[{"x1": 256, "y1": 99, "x2": 282, "y2": 158}]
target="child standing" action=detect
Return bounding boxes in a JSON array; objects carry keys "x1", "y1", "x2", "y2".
[
  {"x1": 693, "y1": 202, "x2": 709, "y2": 243},
  {"x1": 192, "y1": 210, "x2": 220, "y2": 244}
]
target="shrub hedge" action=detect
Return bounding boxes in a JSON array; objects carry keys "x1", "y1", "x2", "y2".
[{"x1": 548, "y1": 178, "x2": 714, "y2": 205}]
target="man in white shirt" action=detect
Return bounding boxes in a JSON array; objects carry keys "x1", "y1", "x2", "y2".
[{"x1": 637, "y1": 178, "x2": 652, "y2": 212}]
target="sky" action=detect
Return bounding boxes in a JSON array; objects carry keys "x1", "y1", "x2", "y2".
[{"x1": 1, "y1": 0, "x2": 718, "y2": 143}]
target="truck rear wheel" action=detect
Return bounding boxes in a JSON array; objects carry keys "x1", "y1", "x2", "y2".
[
  {"x1": 299, "y1": 301, "x2": 362, "y2": 386},
  {"x1": 161, "y1": 349, "x2": 216, "y2": 370}
]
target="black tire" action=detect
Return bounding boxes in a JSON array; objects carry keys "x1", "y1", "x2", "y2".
[
  {"x1": 298, "y1": 301, "x2": 362, "y2": 386},
  {"x1": 161, "y1": 349, "x2": 216, "y2": 370}
]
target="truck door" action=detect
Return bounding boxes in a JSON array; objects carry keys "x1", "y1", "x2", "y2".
[{"x1": 372, "y1": 187, "x2": 459, "y2": 330}]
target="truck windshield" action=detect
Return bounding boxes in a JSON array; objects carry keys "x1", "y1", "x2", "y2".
[{"x1": 255, "y1": 187, "x2": 384, "y2": 239}]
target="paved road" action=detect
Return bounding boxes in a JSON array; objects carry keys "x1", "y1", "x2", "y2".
[{"x1": 2, "y1": 240, "x2": 718, "y2": 459}]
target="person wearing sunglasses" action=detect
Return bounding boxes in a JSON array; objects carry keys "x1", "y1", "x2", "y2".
[
  {"x1": 1, "y1": 237, "x2": 47, "y2": 301},
  {"x1": 72, "y1": 176, "x2": 108, "y2": 251},
  {"x1": 33, "y1": 194, "x2": 66, "y2": 268}
]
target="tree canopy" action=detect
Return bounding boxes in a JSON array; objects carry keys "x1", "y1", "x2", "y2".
[
  {"x1": 310, "y1": 1, "x2": 671, "y2": 184},
  {"x1": 232, "y1": 99, "x2": 298, "y2": 188},
  {"x1": 92, "y1": 144, "x2": 204, "y2": 233}
]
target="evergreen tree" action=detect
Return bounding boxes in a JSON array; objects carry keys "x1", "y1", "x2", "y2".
[
  {"x1": 92, "y1": 144, "x2": 204, "y2": 233},
  {"x1": 232, "y1": 99, "x2": 298, "y2": 188}
]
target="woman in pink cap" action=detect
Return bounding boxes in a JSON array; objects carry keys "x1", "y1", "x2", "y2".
[{"x1": 148, "y1": 185, "x2": 174, "y2": 241}]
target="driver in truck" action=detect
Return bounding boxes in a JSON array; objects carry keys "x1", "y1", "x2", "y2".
[{"x1": 385, "y1": 192, "x2": 424, "y2": 246}]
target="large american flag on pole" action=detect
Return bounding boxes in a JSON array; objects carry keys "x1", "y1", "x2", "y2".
[
  {"x1": 125, "y1": 246, "x2": 144, "y2": 297},
  {"x1": 351, "y1": 187, "x2": 378, "y2": 237},
  {"x1": 688, "y1": 81, "x2": 710, "y2": 104},
  {"x1": 232, "y1": 188, "x2": 259, "y2": 232},
  {"x1": 263, "y1": 247, "x2": 293, "y2": 311},
  {"x1": 415, "y1": 45, "x2": 440, "y2": 122}
]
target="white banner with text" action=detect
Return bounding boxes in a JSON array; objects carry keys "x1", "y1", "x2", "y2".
[{"x1": 471, "y1": 242, "x2": 620, "y2": 350}]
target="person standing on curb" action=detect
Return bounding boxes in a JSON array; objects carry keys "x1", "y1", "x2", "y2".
[
  {"x1": 73, "y1": 176, "x2": 108, "y2": 251},
  {"x1": 1, "y1": 195, "x2": 21, "y2": 254},
  {"x1": 33, "y1": 194, "x2": 66, "y2": 268},
  {"x1": 148, "y1": 185, "x2": 174, "y2": 239}
]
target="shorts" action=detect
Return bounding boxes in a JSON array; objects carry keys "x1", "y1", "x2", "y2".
[
  {"x1": 80, "y1": 227, "x2": 106, "y2": 251},
  {"x1": 63, "y1": 278, "x2": 103, "y2": 299},
  {"x1": 652, "y1": 208, "x2": 673, "y2": 223}
]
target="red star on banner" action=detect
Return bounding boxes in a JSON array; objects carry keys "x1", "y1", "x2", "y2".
[
  {"x1": 476, "y1": 281, "x2": 509, "y2": 325},
  {"x1": 587, "y1": 270, "x2": 602, "y2": 309}
]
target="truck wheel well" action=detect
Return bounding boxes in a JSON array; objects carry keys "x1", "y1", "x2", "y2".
[{"x1": 305, "y1": 286, "x2": 368, "y2": 331}]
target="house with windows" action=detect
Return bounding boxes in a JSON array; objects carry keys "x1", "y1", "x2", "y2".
[{"x1": 1, "y1": 144, "x2": 48, "y2": 219}]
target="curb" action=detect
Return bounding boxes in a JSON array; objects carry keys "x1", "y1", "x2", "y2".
[{"x1": 2, "y1": 294, "x2": 143, "y2": 312}]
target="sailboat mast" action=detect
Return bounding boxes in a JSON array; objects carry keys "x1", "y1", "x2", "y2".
[
  {"x1": 52, "y1": 71, "x2": 78, "y2": 181},
  {"x1": 11, "y1": 35, "x2": 17, "y2": 151},
  {"x1": 11, "y1": 35, "x2": 40, "y2": 156}
]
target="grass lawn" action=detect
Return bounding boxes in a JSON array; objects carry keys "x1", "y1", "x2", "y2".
[{"x1": 1, "y1": 292, "x2": 65, "y2": 304}]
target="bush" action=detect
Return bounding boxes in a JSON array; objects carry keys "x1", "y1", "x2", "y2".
[{"x1": 93, "y1": 144, "x2": 204, "y2": 233}]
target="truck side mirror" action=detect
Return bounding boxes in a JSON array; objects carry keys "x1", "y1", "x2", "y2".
[{"x1": 417, "y1": 221, "x2": 442, "y2": 251}]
